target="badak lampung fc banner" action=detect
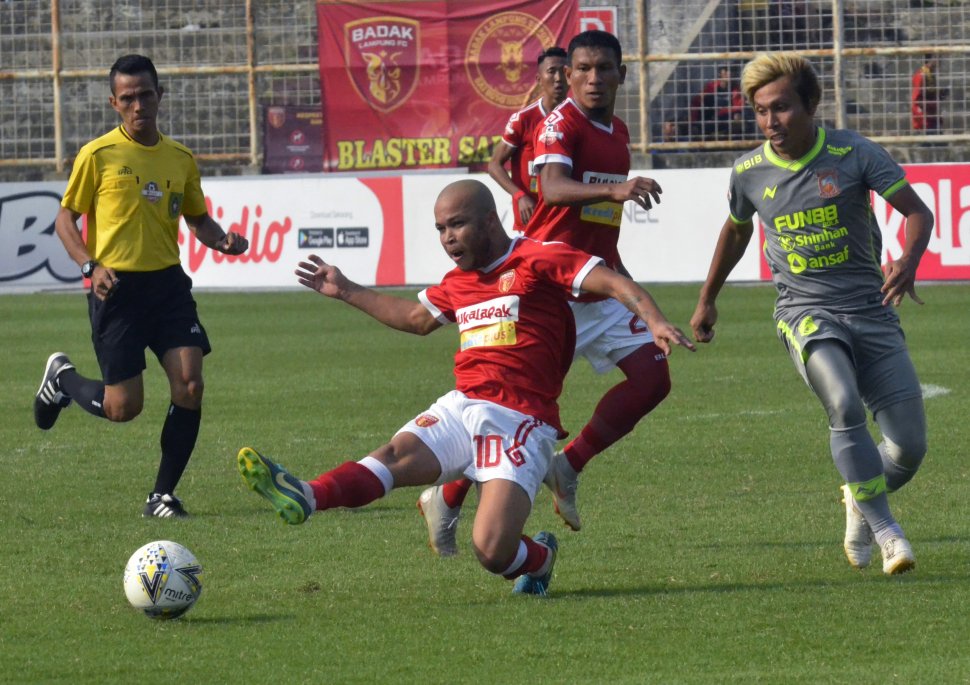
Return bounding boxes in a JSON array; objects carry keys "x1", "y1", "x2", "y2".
[{"x1": 316, "y1": 0, "x2": 578, "y2": 172}]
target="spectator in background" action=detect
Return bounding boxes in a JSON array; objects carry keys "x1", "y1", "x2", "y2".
[
  {"x1": 660, "y1": 117, "x2": 688, "y2": 144},
  {"x1": 653, "y1": 117, "x2": 689, "y2": 169},
  {"x1": 690, "y1": 65, "x2": 745, "y2": 140},
  {"x1": 911, "y1": 54, "x2": 947, "y2": 135}
]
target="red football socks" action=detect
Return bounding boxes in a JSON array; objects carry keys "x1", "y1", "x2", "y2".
[
  {"x1": 309, "y1": 461, "x2": 386, "y2": 510},
  {"x1": 564, "y1": 342, "x2": 671, "y2": 473},
  {"x1": 441, "y1": 478, "x2": 474, "y2": 508},
  {"x1": 502, "y1": 535, "x2": 550, "y2": 579}
]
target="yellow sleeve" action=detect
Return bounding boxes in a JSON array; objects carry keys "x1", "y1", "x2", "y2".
[
  {"x1": 181, "y1": 155, "x2": 208, "y2": 216},
  {"x1": 61, "y1": 146, "x2": 100, "y2": 215}
]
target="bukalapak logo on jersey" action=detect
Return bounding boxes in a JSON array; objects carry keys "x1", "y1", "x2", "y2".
[{"x1": 344, "y1": 17, "x2": 420, "y2": 113}]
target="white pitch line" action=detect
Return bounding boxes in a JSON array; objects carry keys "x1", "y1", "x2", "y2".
[{"x1": 921, "y1": 383, "x2": 951, "y2": 399}]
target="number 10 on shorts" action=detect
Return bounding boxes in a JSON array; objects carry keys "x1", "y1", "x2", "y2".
[{"x1": 474, "y1": 434, "x2": 525, "y2": 468}]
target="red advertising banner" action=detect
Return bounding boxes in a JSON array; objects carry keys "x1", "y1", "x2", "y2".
[
  {"x1": 316, "y1": 0, "x2": 578, "y2": 172},
  {"x1": 757, "y1": 163, "x2": 970, "y2": 281}
]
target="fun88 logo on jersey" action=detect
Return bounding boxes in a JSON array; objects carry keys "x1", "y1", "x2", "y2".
[{"x1": 0, "y1": 189, "x2": 80, "y2": 287}]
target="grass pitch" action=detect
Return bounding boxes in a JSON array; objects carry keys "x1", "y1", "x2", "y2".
[{"x1": 1, "y1": 283, "x2": 968, "y2": 684}]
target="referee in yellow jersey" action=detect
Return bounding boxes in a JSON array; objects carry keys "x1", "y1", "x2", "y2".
[{"x1": 34, "y1": 54, "x2": 249, "y2": 518}]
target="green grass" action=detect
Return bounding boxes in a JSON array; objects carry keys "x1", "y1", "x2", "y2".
[{"x1": 1, "y1": 283, "x2": 968, "y2": 684}]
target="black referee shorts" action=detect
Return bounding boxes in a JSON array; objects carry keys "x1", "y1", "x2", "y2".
[{"x1": 87, "y1": 264, "x2": 212, "y2": 385}]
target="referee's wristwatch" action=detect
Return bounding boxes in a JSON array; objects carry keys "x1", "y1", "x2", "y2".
[{"x1": 81, "y1": 260, "x2": 98, "y2": 278}]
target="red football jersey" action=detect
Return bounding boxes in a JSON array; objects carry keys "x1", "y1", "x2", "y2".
[
  {"x1": 501, "y1": 99, "x2": 551, "y2": 231},
  {"x1": 527, "y1": 98, "x2": 632, "y2": 273},
  {"x1": 419, "y1": 236, "x2": 602, "y2": 434},
  {"x1": 502, "y1": 99, "x2": 552, "y2": 198}
]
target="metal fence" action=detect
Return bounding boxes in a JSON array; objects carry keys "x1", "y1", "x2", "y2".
[
  {"x1": 640, "y1": 0, "x2": 970, "y2": 163},
  {"x1": 1, "y1": 0, "x2": 967, "y2": 181}
]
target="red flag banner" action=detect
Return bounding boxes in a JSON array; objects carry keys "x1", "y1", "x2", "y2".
[{"x1": 316, "y1": 0, "x2": 578, "y2": 172}]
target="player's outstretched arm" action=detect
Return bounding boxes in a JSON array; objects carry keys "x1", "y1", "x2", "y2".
[
  {"x1": 295, "y1": 254, "x2": 440, "y2": 335},
  {"x1": 691, "y1": 217, "x2": 753, "y2": 343},
  {"x1": 184, "y1": 213, "x2": 249, "y2": 255},
  {"x1": 881, "y1": 184, "x2": 933, "y2": 307},
  {"x1": 540, "y1": 162, "x2": 662, "y2": 211},
  {"x1": 538, "y1": 162, "x2": 660, "y2": 209},
  {"x1": 580, "y1": 265, "x2": 695, "y2": 356}
]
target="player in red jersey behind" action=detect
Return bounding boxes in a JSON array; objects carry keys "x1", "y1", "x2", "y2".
[
  {"x1": 237, "y1": 179, "x2": 694, "y2": 596},
  {"x1": 487, "y1": 47, "x2": 568, "y2": 231}
]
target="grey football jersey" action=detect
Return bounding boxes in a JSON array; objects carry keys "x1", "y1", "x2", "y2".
[{"x1": 728, "y1": 127, "x2": 908, "y2": 310}]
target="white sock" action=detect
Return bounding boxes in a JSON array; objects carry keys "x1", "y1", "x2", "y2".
[
  {"x1": 874, "y1": 523, "x2": 905, "y2": 547},
  {"x1": 358, "y1": 455, "x2": 394, "y2": 494},
  {"x1": 499, "y1": 540, "x2": 528, "y2": 577},
  {"x1": 299, "y1": 481, "x2": 317, "y2": 511}
]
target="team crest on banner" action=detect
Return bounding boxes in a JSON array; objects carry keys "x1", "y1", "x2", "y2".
[
  {"x1": 267, "y1": 106, "x2": 286, "y2": 129},
  {"x1": 344, "y1": 17, "x2": 420, "y2": 113},
  {"x1": 465, "y1": 12, "x2": 556, "y2": 109}
]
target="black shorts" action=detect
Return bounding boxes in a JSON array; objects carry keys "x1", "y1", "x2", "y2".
[{"x1": 87, "y1": 264, "x2": 211, "y2": 385}]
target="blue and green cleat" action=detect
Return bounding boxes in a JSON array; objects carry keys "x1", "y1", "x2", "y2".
[
  {"x1": 237, "y1": 447, "x2": 312, "y2": 525},
  {"x1": 512, "y1": 531, "x2": 558, "y2": 596}
]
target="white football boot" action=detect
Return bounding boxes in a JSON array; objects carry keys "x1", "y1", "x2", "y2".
[
  {"x1": 881, "y1": 536, "x2": 916, "y2": 575},
  {"x1": 417, "y1": 486, "x2": 461, "y2": 557},
  {"x1": 841, "y1": 484, "x2": 874, "y2": 569},
  {"x1": 543, "y1": 451, "x2": 581, "y2": 531}
]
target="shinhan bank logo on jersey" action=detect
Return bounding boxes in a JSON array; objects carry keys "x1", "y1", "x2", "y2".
[{"x1": 763, "y1": 185, "x2": 777, "y2": 199}]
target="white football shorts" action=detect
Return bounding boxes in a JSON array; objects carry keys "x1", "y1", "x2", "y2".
[
  {"x1": 572, "y1": 297, "x2": 654, "y2": 374},
  {"x1": 395, "y1": 390, "x2": 558, "y2": 502}
]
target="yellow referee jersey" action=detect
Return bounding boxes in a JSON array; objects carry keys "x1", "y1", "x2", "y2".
[{"x1": 61, "y1": 126, "x2": 208, "y2": 271}]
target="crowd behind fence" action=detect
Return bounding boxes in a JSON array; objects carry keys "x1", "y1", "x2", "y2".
[{"x1": 1, "y1": 0, "x2": 967, "y2": 182}]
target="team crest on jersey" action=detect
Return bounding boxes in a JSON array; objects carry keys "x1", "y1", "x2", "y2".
[
  {"x1": 817, "y1": 170, "x2": 841, "y2": 198},
  {"x1": 141, "y1": 181, "x2": 163, "y2": 204},
  {"x1": 498, "y1": 269, "x2": 516, "y2": 293},
  {"x1": 415, "y1": 414, "x2": 439, "y2": 428},
  {"x1": 538, "y1": 123, "x2": 562, "y2": 146},
  {"x1": 168, "y1": 192, "x2": 184, "y2": 218},
  {"x1": 344, "y1": 17, "x2": 420, "y2": 113}
]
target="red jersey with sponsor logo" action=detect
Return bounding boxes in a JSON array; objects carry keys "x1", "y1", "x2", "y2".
[
  {"x1": 501, "y1": 99, "x2": 550, "y2": 230},
  {"x1": 418, "y1": 236, "x2": 602, "y2": 434},
  {"x1": 528, "y1": 98, "x2": 631, "y2": 273}
]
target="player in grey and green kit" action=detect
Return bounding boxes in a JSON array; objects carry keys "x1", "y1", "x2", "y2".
[{"x1": 690, "y1": 53, "x2": 934, "y2": 575}]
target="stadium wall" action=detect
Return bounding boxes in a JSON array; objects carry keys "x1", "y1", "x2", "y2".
[{"x1": 2, "y1": 164, "x2": 968, "y2": 294}]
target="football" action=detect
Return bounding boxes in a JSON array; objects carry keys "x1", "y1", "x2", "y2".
[{"x1": 123, "y1": 540, "x2": 203, "y2": 620}]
